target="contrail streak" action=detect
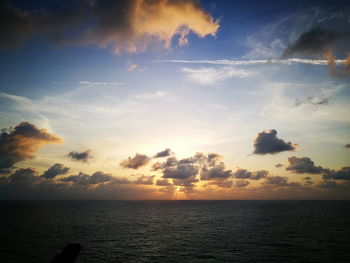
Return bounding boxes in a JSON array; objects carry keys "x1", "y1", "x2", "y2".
[{"x1": 155, "y1": 58, "x2": 347, "y2": 66}]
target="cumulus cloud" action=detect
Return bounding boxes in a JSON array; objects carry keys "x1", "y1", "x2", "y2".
[
  {"x1": 154, "y1": 148, "x2": 173, "y2": 158},
  {"x1": 42, "y1": 163, "x2": 70, "y2": 179},
  {"x1": 8, "y1": 167, "x2": 38, "y2": 184},
  {"x1": 0, "y1": 122, "x2": 62, "y2": 169},
  {"x1": 68, "y1": 150, "x2": 92, "y2": 162},
  {"x1": 253, "y1": 129, "x2": 297, "y2": 155},
  {"x1": 172, "y1": 175, "x2": 198, "y2": 192},
  {"x1": 323, "y1": 167, "x2": 350, "y2": 180},
  {"x1": 286, "y1": 156, "x2": 327, "y2": 174},
  {"x1": 133, "y1": 175, "x2": 155, "y2": 185},
  {"x1": 233, "y1": 168, "x2": 268, "y2": 180},
  {"x1": 263, "y1": 176, "x2": 289, "y2": 186},
  {"x1": 163, "y1": 163, "x2": 198, "y2": 179},
  {"x1": 200, "y1": 162, "x2": 232, "y2": 180},
  {"x1": 0, "y1": 0, "x2": 219, "y2": 54},
  {"x1": 61, "y1": 171, "x2": 113, "y2": 185},
  {"x1": 120, "y1": 153, "x2": 151, "y2": 169}
]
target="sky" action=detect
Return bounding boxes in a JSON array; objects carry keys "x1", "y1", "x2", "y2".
[{"x1": 0, "y1": 0, "x2": 350, "y2": 200}]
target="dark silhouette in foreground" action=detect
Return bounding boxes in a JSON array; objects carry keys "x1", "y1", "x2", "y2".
[{"x1": 51, "y1": 244, "x2": 81, "y2": 263}]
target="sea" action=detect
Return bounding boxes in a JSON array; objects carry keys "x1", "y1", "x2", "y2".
[{"x1": 0, "y1": 200, "x2": 349, "y2": 263}]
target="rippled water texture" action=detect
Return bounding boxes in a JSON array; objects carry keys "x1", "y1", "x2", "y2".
[{"x1": 1, "y1": 200, "x2": 350, "y2": 262}]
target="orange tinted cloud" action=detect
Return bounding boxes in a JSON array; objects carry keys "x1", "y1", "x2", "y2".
[
  {"x1": 0, "y1": 0, "x2": 219, "y2": 54},
  {"x1": 0, "y1": 122, "x2": 62, "y2": 170}
]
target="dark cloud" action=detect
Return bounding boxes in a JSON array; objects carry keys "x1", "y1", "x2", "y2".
[
  {"x1": 151, "y1": 162, "x2": 163, "y2": 171},
  {"x1": 253, "y1": 129, "x2": 296, "y2": 155},
  {"x1": 120, "y1": 153, "x2": 151, "y2": 169},
  {"x1": 286, "y1": 156, "x2": 327, "y2": 174},
  {"x1": 200, "y1": 163, "x2": 232, "y2": 180},
  {"x1": 295, "y1": 96, "x2": 329, "y2": 107},
  {"x1": 282, "y1": 27, "x2": 350, "y2": 78},
  {"x1": 235, "y1": 179, "x2": 250, "y2": 188},
  {"x1": 133, "y1": 175, "x2": 154, "y2": 185},
  {"x1": 68, "y1": 150, "x2": 92, "y2": 162},
  {"x1": 345, "y1": 144, "x2": 350, "y2": 148},
  {"x1": 208, "y1": 179, "x2": 233, "y2": 188},
  {"x1": 9, "y1": 167, "x2": 38, "y2": 184},
  {"x1": 163, "y1": 163, "x2": 199, "y2": 179},
  {"x1": 0, "y1": 0, "x2": 219, "y2": 54},
  {"x1": 282, "y1": 28, "x2": 340, "y2": 57},
  {"x1": 207, "y1": 153, "x2": 223, "y2": 166},
  {"x1": 233, "y1": 168, "x2": 268, "y2": 180},
  {"x1": 156, "y1": 178, "x2": 172, "y2": 186},
  {"x1": 42, "y1": 163, "x2": 70, "y2": 179},
  {"x1": 302, "y1": 177, "x2": 311, "y2": 180},
  {"x1": 275, "y1": 163, "x2": 283, "y2": 168},
  {"x1": 154, "y1": 148, "x2": 173, "y2": 158},
  {"x1": 263, "y1": 176, "x2": 303, "y2": 189},
  {"x1": 0, "y1": 122, "x2": 62, "y2": 169},
  {"x1": 317, "y1": 180, "x2": 337, "y2": 188},
  {"x1": 172, "y1": 176, "x2": 198, "y2": 192},
  {"x1": 323, "y1": 167, "x2": 350, "y2": 180},
  {"x1": 153, "y1": 152, "x2": 229, "y2": 191},
  {"x1": 61, "y1": 171, "x2": 113, "y2": 185},
  {"x1": 263, "y1": 176, "x2": 289, "y2": 186}
]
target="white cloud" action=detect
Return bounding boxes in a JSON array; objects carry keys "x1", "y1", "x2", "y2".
[
  {"x1": 181, "y1": 67, "x2": 249, "y2": 85},
  {"x1": 157, "y1": 58, "x2": 347, "y2": 66}
]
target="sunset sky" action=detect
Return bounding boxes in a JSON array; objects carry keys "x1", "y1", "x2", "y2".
[{"x1": 1, "y1": 0, "x2": 350, "y2": 200}]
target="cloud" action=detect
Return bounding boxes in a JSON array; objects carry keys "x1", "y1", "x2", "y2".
[
  {"x1": 286, "y1": 156, "x2": 327, "y2": 174},
  {"x1": 0, "y1": 122, "x2": 62, "y2": 169},
  {"x1": 181, "y1": 67, "x2": 249, "y2": 85},
  {"x1": 295, "y1": 96, "x2": 328, "y2": 107},
  {"x1": 233, "y1": 168, "x2": 268, "y2": 180},
  {"x1": 253, "y1": 129, "x2": 297, "y2": 155},
  {"x1": 79, "y1": 81, "x2": 124, "y2": 86},
  {"x1": 323, "y1": 167, "x2": 350, "y2": 180},
  {"x1": 163, "y1": 163, "x2": 198, "y2": 179},
  {"x1": 156, "y1": 58, "x2": 347, "y2": 66},
  {"x1": 263, "y1": 176, "x2": 289, "y2": 186},
  {"x1": 275, "y1": 163, "x2": 283, "y2": 168},
  {"x1": 42, "y1": 163, "x2": 70, "y2": 179},
  {"x1": 282, "y1": 27, "x2": 350, "y2": 78},
  {"x1": 61, "y1": 171, "x2": 113, "y2": 185},
  {"x1": 8, "y1": 167, "x2": 38, "y2": 184},
  {"x1": 345, "y1": 144, "x2": 350, "y2": 148},
  {"x1": 282, "y1": 28, "x2": 341, "y2": 58},
  {"x1": 68, "y1": 150, "x2": 92, "y2": 163},
  {"x1": 133, "y1": 175, "x2": 155, "y2": 185},
  {"x1": 317, "y1": 180, "x2": 337, "y2": 188},
  {"x1": 127, "y1": 63, "x2": 138, "y2": 72},
  {"x1": 156, "y1": 178, "x2": 172, "y2": 186},
  {"x1": 235, "y1": 179, "x2": 250, "y2": 188},
  {"x1": 120, "y1": 153, "x2": 151, "y2": 169},
  {"x1": 0, "y1": 0, "x2": 219, "y2": 54},
  {"x1": 154, "y1": 148, "x2": 173, "y2": 158},
  {"x1": 172, "y1": 175, "x2": 198, "y2": 192},
  {"x1": 200, "y1": 162, "x2": 232, "y2": 180}
]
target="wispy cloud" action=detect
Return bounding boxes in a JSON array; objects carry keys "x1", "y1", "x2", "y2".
[
  {"x1": 156, "y1": 58, "x2": 348, "y2": 66},
  {"x1": 79, "y1": 81, "x2": 124, "y2": 86},
  {"x1": 181, "y1": 67, "x2": 249, "y2": 85}
]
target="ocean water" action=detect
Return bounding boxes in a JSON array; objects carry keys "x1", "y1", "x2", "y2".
[{"x1": 0, "y1": 200, "x2": 349, "y2": 263}]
